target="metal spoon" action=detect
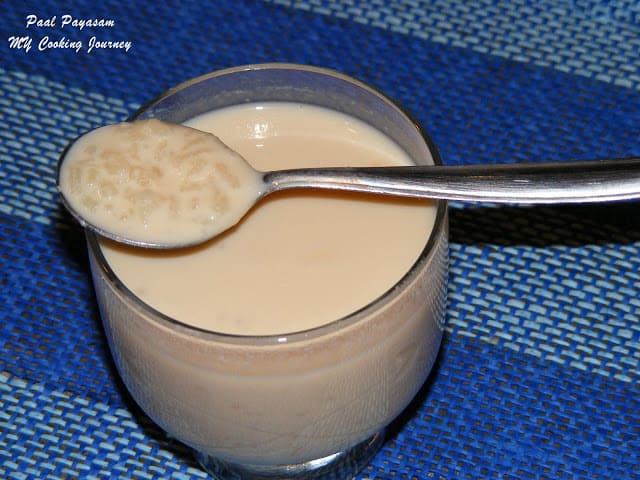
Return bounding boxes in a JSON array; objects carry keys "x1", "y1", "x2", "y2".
[
  {"x1": 262, "y1": 157, "x2": 640, "y2": 204},
  {"x1": 57, "y1": 120, "x2": 640, "y2": 249}
]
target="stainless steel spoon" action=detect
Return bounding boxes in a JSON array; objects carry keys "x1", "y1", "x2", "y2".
[
  {"x1": 57, "y1": 120, "x2": 640, "y2": 249},
  {"x1": 262, "y1": 157, "x2": 640, "y2": 205}
]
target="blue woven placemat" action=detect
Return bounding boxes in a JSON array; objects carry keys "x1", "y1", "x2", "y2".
[{"x1": 1, "y1": 1, "x2": 639, "y2": 478}]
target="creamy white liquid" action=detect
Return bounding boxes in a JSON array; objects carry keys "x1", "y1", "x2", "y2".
[
  {"x1": 91, "y1": 101, "x2": 446, "y2": 466},
  {"x1": 58, "y1": 119, "x2": 262, "y2": 246},
  {"x1": 100, "y1": 103, "x2": 436, "y2": 335}
]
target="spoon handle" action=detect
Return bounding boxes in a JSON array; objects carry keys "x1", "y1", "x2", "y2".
[{"x1": 264, "y1": 157, "x2": 640, "y2": 204}]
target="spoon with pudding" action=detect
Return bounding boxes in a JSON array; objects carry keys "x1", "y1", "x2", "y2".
[{"x1": 57, "y1": 118, "x2": 640, "y2": 249}]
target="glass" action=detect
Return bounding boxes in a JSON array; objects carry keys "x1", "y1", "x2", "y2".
[{"x1": 86, "y1": 64, "x2": 449, "y2": 479}]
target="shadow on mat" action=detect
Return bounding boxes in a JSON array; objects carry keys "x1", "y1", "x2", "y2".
[{"x1": 448, "y1": 200, "x2": 640, "y2": 247}]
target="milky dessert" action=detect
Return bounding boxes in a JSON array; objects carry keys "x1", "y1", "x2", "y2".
[
  {"x1": 87, "y1": 98, "x2": 447, "y2": 469},
  {"x1": 58, "y1": 119, "x2": 262, "y2": 246}
]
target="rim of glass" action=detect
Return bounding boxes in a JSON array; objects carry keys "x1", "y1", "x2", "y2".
[{"x1": 86, "y1": 63, "x2": 448, "y2": 346}]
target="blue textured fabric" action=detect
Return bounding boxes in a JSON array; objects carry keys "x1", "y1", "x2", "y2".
[{"x1": 1, "y1": 1, "x2": 639, "y2": 478}]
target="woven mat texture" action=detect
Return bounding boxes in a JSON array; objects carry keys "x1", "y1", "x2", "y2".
[{"x1": 1, "y1": 1, "x2": 639, "y2": 479}]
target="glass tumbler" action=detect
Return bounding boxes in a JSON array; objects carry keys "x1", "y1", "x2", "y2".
[{"x1": 86, "y1": 63, "x2": 449, "y2": 479}]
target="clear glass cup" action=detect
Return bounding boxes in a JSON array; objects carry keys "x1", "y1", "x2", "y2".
[{"x1": 86, "y1": 64, "x2": 449, "y2": 479}]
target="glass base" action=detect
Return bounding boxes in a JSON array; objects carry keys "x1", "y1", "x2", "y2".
[{"x1": 195, "y1": 430, "x2": 385, "y2": 479}]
